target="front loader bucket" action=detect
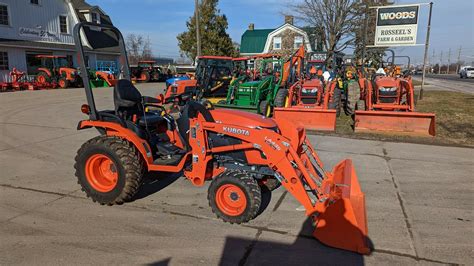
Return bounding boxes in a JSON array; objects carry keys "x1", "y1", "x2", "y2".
[
  {"x1": 273, "y1": 107, "x2": 336, "y2": 131},
  {"x1": 313, "y1": 159, "x2": 370, "y2": 254},
  {"x1": 354, "y1": 110, "x2": 436, "y2": 136}
]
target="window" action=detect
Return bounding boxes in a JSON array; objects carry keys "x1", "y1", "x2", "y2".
[
  {"x1": 30, "y1": 0, "x2": 39, "y2": 5},
  {"x1": 0, "y1": 51, "x2": 9, "y2": 70},
  {"x1": 273, "y1": 37, "x2": 281, "y2": 50},
  {"x1": 0, "y1": 4, "x2": 9, "y2": 26},
  {"x1": 59, "y1": 16, "x2": 68, "y2": 33},
  {"x1": 91, "y1": 13, "x2": 100, "y2": 24},
  {"x1": 294, "y1": 36, "x2": 303, "y2": 49}
]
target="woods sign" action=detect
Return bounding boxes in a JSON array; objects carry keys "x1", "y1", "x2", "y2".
[{"x1": 375, "y1": 5, "x2": 419, "y2": 46}]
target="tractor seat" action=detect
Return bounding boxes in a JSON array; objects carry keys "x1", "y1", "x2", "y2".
[
  {"x1": 114, "y1": 79, "x2": 166, "y2": 128},
  {"x1": 137, "y1": 112, "x2": 165, "y2": 127}
]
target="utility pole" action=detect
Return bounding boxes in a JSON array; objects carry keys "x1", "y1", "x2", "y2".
[
  {"x1": 438, "y1": 50, "x2": 443, "y2": 74},
  {"x1": 419, "y1": 2, "x2": 433, "y2": 100},
  {"x1": 456, "y1": 46, "x2": 462, "y2": 74},
  {"x1": 430, "y1": 49, "x2": 435, "y2": 73},
  {"x1": 195, "y1": 0, "x2": 201, "y2": 58},
  {"x1": 447, "y1": 48, "x2": 451, "y2": 74}
]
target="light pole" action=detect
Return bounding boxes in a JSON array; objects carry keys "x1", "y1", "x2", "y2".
[{"x1": 195, "y1": 0, "x2": 202, "y2": 57}]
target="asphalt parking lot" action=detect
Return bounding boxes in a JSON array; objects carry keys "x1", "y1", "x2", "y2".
[{"x1": 0, "y1": 83, "x2": 473, "y2": 265}]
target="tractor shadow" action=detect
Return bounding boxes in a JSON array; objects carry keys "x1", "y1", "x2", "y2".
[
  {"x1": 220, "y1": 200, "x2": 374, "y2": 265},
  {"x1": 131, "y1": 172, "x2": 183, "y2": 201}
]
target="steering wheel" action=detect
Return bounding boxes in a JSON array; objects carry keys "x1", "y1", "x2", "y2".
[{"x1": 199, "y1": 98, "x2": 215, "y2": 110}]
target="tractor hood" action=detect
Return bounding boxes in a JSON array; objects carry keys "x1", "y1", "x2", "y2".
[
  {"x1": 303, "y1": 78, "x2": 323, "y2": 89},
  {"x1": 240, "y1": 81, "x2": 261, "y2": 88},
  {"x1": 375, "y1": 76, "x2": 400, "y2": 88},
  {"x1": 210, "y1": 109, "x2": 277, "y2": 128}
]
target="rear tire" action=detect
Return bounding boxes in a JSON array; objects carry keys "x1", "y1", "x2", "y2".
[
  {"x1": 356, "y1": 100, "x2": 366, "y2": 111},
  {"x1": 328, "y1": 87, "x2": 342, "y2": 117},
  {"x1": 345, "y1": 81, "x2": 361, "y2": 115},
  {"x1": 74, "y1": 136, "x2": 144, "y2": 205},
  {"x1": 139, "y1": 71, "x2": 151, "y2": 83},
  {"x1": 36, "y1": 72, "x2": 50, "y2": 83},
  {"x1": 274, "y1": 88, "x2": 288, "y2": 107},
  {"x1": 208, "y1": 170, "x2": 261, "y2": 224},
  {"x1": 58, "y1": 78, "x2": 69, "y2": 89}
]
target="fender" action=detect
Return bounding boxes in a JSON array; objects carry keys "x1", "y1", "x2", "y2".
[
  {"x1": 78, "y1": 120, "x2": 155, "y2": 166},
  {"x1": 59, "y1": 67, "x2": 77, "y2": 81},
  {"x1": 38, "y1": 68, "x2": 52, "y2": 77}
]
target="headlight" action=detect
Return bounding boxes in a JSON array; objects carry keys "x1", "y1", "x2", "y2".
[
  {"x1": 379, "y1": 87, "x2": 397, "y2": 92},
  {"x1": 302, "y1": 88, "x2": 318, "y2": 93}
]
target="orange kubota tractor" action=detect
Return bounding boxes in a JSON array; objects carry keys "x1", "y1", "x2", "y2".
[
  {"x1": 35, "y1": 55, "x2": 82, "y2": 88},
  {"x1": 273, "y1": 46, "x2": 338, "y2": 131},
  {"x1": 73, "y1": 22, "x2": 370, "y2": 254},
  {"x1": 355, "y1": 50, "x2": 436, "y2": 136}
]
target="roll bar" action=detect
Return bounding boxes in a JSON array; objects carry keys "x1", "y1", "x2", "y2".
[{"x1": 73, "y1": 22, "x2": 130, "y2": 121}]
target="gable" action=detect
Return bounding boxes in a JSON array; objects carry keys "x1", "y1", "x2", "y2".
[
  {"x1": 240, "y1": 29, "x2": 274, "y2": 54},
  {"x1": 263, "y1": 24, "x2": 313, "y2": 53}
]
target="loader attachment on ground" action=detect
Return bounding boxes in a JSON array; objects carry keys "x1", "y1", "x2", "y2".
[
  {"x1": 354, "y1": 110, "x2": 436, "y2": 136},
  {"x1": 312, "y1": 159, "x2": 370, "y2": 254},
  {"x1": 273, "y1": 107, "x2": 336, "y2": 131}
]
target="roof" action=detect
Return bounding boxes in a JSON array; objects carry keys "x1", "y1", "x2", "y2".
[{"x1": 240, "y1": 29, "x2": 274, "y2": 54}]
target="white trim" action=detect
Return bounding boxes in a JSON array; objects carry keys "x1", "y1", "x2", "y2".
[
  {"x1": 0, "y1": 2, "x2": 12, "y2": 27},
  {"x1": 67, "y1": 2, "x2": 92, "y2": 48},
  {"x1": 262, "y1": 23, "x2": 313, "y2": 53}
]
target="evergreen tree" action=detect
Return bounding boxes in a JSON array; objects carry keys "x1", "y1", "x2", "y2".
[{"x1": 177, "y1": 0, "x2": 237, "y2": 62}]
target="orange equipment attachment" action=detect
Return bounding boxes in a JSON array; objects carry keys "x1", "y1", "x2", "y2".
[
  {"x1": 180, "y1": 113, "x2": 370, "y2": 254},
  {"x1": 273, "y1": 80, "x2": 337, "y2": 131},
  {"x1": 273, "y1": 46, "x2": 338, "y2": 132},
  {"x1": 355, "y1": 75, "x2": 436, "y2": 136}
]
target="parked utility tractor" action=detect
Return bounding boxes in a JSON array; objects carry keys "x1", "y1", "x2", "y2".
[
  {"x1": 355, "y1": 50, "x2": 436, "y2": 136},
  {"x1": 163, "y1": 56, "x2": 233, "y2": 102},
  {"x1": 130, "y1": 60, "x2": 164, "y2": 83},
  {"x1": 273, "y1": 46, "x2": 339, "y2": 131},
  {"x1": 215, "y1": 55, "x2": 288, "y2": 117},
  {"x1": 73, "y1": 22, "x2": 370, "y2": 255},
  {"x1": 35, "y1": 55, "x2": 82, "y2": 88}
]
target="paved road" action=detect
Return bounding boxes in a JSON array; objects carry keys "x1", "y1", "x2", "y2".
[
  {"x1": 414, "y1": 74, "x2": 474, "y2": 94},
  {"x1": 0, "y1": 84, "x2": 473, "y2": 265}
]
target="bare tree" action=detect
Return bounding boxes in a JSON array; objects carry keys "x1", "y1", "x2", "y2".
[
  {"x1": 289, "y1": 0, "x2": 364, "y2": 62},
  {"x1": 126, "y1": 34, "x2": 154, "y2": 64}
]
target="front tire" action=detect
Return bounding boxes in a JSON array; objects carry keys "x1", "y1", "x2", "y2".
[
  {"x1": 328, "y1": 87, "x2": 342, "y2": 117},
  {"x1": 274, "y1": 88, "x2": 289, "y2": 107},
  {"x1": 74, "y1": 136, "x2": 144, "y2": 205},
  {"x1": 208, "y1": 170, "x2": 261, "y2": 224},
  {"x1": 58, "y1": 78, "x2": 69, "y2": 89}
]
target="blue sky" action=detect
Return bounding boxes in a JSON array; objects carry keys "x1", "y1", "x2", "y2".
[{"x1": 88, "y1": 0, "x2": 474, "y2": 65}]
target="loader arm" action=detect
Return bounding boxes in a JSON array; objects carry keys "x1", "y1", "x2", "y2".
[{"x1": 184, "y1": 116, "x2": 370, "y2": 254}]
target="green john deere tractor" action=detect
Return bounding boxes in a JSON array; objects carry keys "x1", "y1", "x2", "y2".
[{"x1": 214, "y1": 58, "x2": 286, "y2": 117}]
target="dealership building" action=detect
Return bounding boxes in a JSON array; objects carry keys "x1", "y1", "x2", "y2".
[{"x1": 0, "y1": 0, "x2": 119, "y2": 81}]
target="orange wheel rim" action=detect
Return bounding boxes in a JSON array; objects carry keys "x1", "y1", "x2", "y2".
[
  {"x1": 215, "y1": 184, "x2": 247, "y2": 216},
  {"x1": 37, "y1": 76, "x2": 46, "y2": 83},
  {"x1": 85, "y1": 154, "x2": 118, "y2": 193},
  {"x1": 59, "y1": 80, "x2": 65, "y2": 88},
  {"x1": 140, "y1": 73, "x2": 147, "y2": 80}
]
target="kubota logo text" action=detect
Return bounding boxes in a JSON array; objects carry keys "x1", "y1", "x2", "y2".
[{"x1": 223, "y1": 126, "x2": 250, "y2": 136}]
